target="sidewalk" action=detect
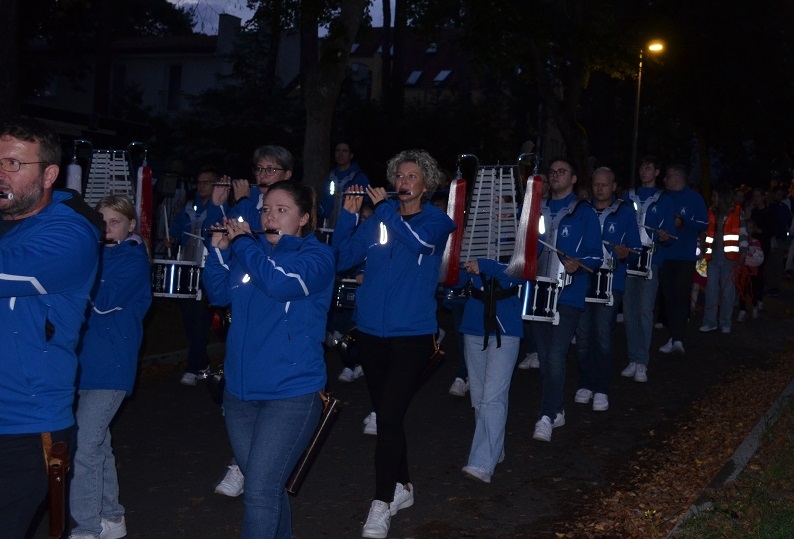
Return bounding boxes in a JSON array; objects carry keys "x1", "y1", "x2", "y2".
[{"x1": 33, "y1": 285, "x2": 794, "y2": 538}]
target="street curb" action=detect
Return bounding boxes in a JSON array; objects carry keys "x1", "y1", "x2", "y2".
[{"x1": 666, "y1": 376, "x2": 794, "y2": 538}]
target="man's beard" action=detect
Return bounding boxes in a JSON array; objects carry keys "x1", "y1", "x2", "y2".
[{"x1": 3, "y1": 176, "x2": 45, "y2": 218}]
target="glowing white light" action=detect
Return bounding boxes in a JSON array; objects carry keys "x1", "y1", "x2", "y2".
[
  {"x1": 538, "y1": 216, "x2": 545, "y2": 235},
  {"x1": 379, "y1": 223, "x2": 388, "y2": 245},
  {"x1": 242, "y1": 274, "x2": 250, "y2": 283}
]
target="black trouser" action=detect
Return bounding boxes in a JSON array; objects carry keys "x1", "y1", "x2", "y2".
[
  {"x1": 0, "y1": 427, "x2": 72, "y2": 539},
  {"x1": 659, "y1": 259, "x2": 696, "y2": 343},
  {"x1": 355, "y1": 331, "x2": 434, "y2": 503}
]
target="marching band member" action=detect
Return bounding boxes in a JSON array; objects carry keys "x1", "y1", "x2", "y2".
[
  {"x1": 333, "y1": 149, "x2": 455, "y2": 539},
  {"x1": 203, "y1": 180, "x2": 335, "y2": 539},
  {"x1": 531, "y1": 158, "x2": 602, "y2": 443},
  {"x1": 0, "y1": 118, "x2": 102, "y2": 538},
  {"x1": 70, "y1": 196, "x2": 152, "y2": 539},
  {"x1": 620, "y1": 156, "x2": 674, "y2": 382},
  {"x1": 459, "y1": 258, "x2": 523, "y2": 484},
  {"x1": 574, "y1": 168, "x2": 641, "y2": 413}
]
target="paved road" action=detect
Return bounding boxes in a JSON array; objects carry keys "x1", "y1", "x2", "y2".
[{"x1": 33, "y1": 289, "x2": 793, "y2": 538}]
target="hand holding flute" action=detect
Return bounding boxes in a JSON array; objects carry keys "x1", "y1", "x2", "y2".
[{"x1": 209, "y1": 217, "x2": 251, "y2": 249}]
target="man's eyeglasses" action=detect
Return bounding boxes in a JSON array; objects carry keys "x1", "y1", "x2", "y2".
[
  {"x1": 252, "y1": 166, "x2": 285, "y2": 176},
  {"x1": 0, "y1": 158, "x2": 47, "y2": 173},
  {"x1": 548, "y1": 168, "x2": 570, "y2": 177}
]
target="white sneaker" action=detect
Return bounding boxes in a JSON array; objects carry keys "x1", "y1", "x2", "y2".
[
  {"x1": 518, "y1": 352, "x2": 539, "y2": 369},
  {"x1": 389, "y1": 483, "x2": 414, "y2": 515},
  {"x1": 699, "y1": 325, "x2": 717, "y2": 332},
  {"x1": 654, "y1": 322, "x2": 664, "y2": 329},
  {"x1": 633, "y1": 364, "x2": 648, "y2": 383},
  {"x1": 462, "y1": 465, "x2": 492, "y2": 483},
  {"x1": 363, "y1": 412, "x2": 377, "y2": 435},
  {"x1": 352, "y1": 365, "x2": 364, "y2": 379},
  {"x1": 448, "y1": 377, "x2": 469, "y2": 397},
  {"x1": 532, "y1": 412, "x2": 565, "y2": 442},
  {"x1": 737, "y1": 311, "x2": 747, "y2": 322},
  {"x1": 362, "y1": 500, "x2": 391, "y2": 539},
  {"x1": 658, "y1": 338, "x2": 674, "y2": 354},
  {"x1": 592, "y1": 393, "x2": 609, "y2": 411},
  {"x1": 436, "y1": 327, "x2": 446, "y2": 345},
  {"x1": 338, "y1": 367, "x2": 356, "y2": 382},
  {"x1": 574, "y1": 388, "x2": 593, "y2": 404},
  {"x1": 621, "y1": 362, "x2": 637, "y2": 377},
  {"x1": 672, "y1": 340, "x2": 685, "y2": 354},
  {"x1": 214, "y1": 464, "x2": 244, "y2": 497},
  {"x1": 180, "y1": 372, "x2": 198, "y2": 386},
  {"x1": 99, "y1": 516, "x2": 127, "y2": 539}
]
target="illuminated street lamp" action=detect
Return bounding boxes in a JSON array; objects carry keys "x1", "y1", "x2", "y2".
[{"x1": 630, "y1": 40, "x2": 664, "y2": 186}]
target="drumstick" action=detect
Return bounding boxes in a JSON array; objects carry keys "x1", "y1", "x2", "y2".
[
  {"x1": 602, "y1": 240, "x2": 641, "y2": 255},
  {"x1": 162, "y1": 205, "x2": 172, "y2": 258},
  {"x1": 538, "y1": 239, "x2": 595, "y2": 274},
  {"x1": 640, "y1": 224, "x2": 678, "y2": 240}
]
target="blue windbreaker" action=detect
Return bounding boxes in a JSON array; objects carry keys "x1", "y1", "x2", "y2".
[
  {"x1": 203, "y1": 233, "x2": 334, "y2": 400},
  {"x1": 76, "y1": 239, "x2": 152, "y2": 394},
  {"x1": 334, "y1": 199, "x2": 456, "y2": 337},
  {"x1": 593, "y1": 198, "x2": 643, "y2": 294},
  {"x1": 659, "y1": 187, "x2": 709, "y2": 261},
  {"x1": 0, "y1": 190, "x2": 101, "y2": 434},
  {"x1": 622, "y1": 187, "x2": 676, "y2": 267},
  {"x1": 458, "y1": 259, "x2": 524, "y2": 339}
]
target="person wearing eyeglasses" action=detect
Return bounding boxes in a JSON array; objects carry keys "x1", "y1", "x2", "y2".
[
  {"x1": 208, "y1": 145, "x2": 294, "y2": 228},
  {"x1": 0, "y1": 117, "x2": 103, "y2": 539},
  {"x1": 164, "y1": 165, "x2": 221, "y2": 387},
  {"x1": 531, "y1": 157, "x2": 602, "y2": 443}
]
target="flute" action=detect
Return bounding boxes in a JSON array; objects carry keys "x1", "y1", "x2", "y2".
[
  {"x1": 538, "y1": 239, "x2": 595, "y2": 274},
  {"x1": 211, "y1": 182, "x2": 261, "y2": 188},
  {"x1": 344, "y1": 191, "x2": 411, "y2": 197},
  {"x1": 0, "y1": 193, "x2": 13, "y2": 200},
  {"x1": 602, "y1": 240, "x2": 642, "y2": 255},
  {"x1": 640, "y1": 224, "x2": 678, "y2": 240},
  {"x1": 204, "y1": 227, "x2": 283, "y2": 235}
]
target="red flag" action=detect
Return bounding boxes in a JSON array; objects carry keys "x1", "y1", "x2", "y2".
[
  {"x1": 506, "y1": 175, "x2": 543, "y2": 280},
  {"x1": 439, "y1": 177, "x2": 466, "y2": 285}
]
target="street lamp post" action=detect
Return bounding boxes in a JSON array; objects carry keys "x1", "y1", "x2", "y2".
[{"x1": 629, "y1": 41, "x2": 664, "y2": 187}]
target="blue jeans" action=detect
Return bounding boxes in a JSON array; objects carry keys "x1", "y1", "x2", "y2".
[
  {"x1": 702, "y1": 257, "x2": 737, "y2": 329},
  {"x1": 531, "y1": 305, "x2": 580, "y2": 419},
  {"x1": 70, "y1": 389, "x2": 127, "y2": 537},
  {"x1": 623, "y1": 266, "x2": 659, "y2": 366},
  {"x1": 576, "y1": 292, "x2": 623, "y2": 394},
  {"x1": 463, "y1": 334, "x2": 519, "y2": 472},
  {"x1": 224, "y1": 390, "x2": 321, "y2": 539}
]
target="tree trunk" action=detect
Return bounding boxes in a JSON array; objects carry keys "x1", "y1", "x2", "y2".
[
  {"x1": 301, "y1": 0, "x2": 369, "y2": 195},
  {"x1": 0, "y1": 0, "x2": 20, "y2": 115},
  {"x1": 380, "y1": 0, "x2": 392, "y2": 105}
]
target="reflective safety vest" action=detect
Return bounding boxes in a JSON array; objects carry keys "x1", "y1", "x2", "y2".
[{"x1": 705, "y1": 205, "x2": 741, "y2": 261}]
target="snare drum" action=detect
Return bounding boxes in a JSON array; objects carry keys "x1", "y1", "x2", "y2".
[
  {"x1": 152, "y1": 259, "x2": 203, "y2": 299},
  {"x1": 585, "y1": 268, "x2": 614, "y2": 305},
  {"x1": 334, "y1": 278, "x2": 359, "y2": 309},
  {"x1": 521, "y1": 276, "x2": 562, "y2": 324},
  {"x1": 626, "y1": 243, "x2": 655, "y2": 279}
]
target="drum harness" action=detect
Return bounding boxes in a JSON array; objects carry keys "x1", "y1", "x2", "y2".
[
  {"x1": 594, "y1": 198, "x2": 626, "y2": 269},
  {"x1": 538, "y1": 197, "x2": 585, "y2": 286},
  {"x1": 469, "y1": 275, "x2": 520, "y2": 350},
  {"x1": 627, "y1": 187, "x2": 663, "y2": 246}
]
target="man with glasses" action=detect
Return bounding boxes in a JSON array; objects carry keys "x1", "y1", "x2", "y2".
[
  {"x1": 531, "y1": 158, "x2": 602, "y2": 443},
  {"x1": 166, "y1": 165, "x2": 221, "y2": 386},
  {"x1": 0, "y1": 117, "x2": 102, "y2": 537},
  {"x1": 656, "y1": 164, "x2": 708, "y2": 355}
]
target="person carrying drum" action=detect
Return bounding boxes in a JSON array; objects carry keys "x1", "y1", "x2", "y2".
[
  {"x1": 573, "y1": 167, "x2": 642, "y2": 413},
  {"x1": 0, "y1": 117, "x2": 103, "y2": 538},
  {"x1": 69, "y1": 195, "x2": 152, "y2": 539},
  {"x1": 203, "y1": 180, "x2": 335, "y2": 539},
  {"x1": 619, "y1": 156, "x2": 674, "y2": 383},
  {"x1": 531, "y1": 157, "x2": 602, "y2": 444},
  {"x1": 333, "y1": 150, "x2": 455, "y2": 539}
]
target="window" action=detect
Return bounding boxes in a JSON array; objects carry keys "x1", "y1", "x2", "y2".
[
  {"x1": 406, "y1": 71, "x2": 422, "y2": 85},
  {"x1": 433, "y1": 70, "x2": 452, "y2": 85},
  {"x1": 426, "y1": 43, "x2": 438, "y2": 54}
]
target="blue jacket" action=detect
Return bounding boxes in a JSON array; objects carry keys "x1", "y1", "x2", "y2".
[
  {"x1": 203, "y1": 233, "x2": 334, "y2": 400},
  {"x1": 659, "y1": 187, "x2": 709, "y2": 261},
  {"x1": 76, "y1": 239, "x2": 152, "y2": 394},
  {"x1": 539, "y1": 193, "x2": 603, "y2": 310},
  {"x1": 319, "y1": 163, "x2": 370, "y2": 227},
  {"x1": 593, "y1": 198, "x2": 642, "y2": 294},
  {"x1": 622, "y1": 187, "x2": 676, "y2": 267},
  {"x1": 0, "y1": 190, "x2": 101, "y2": 435},
  {"x1": 334, "y1": 199, "x2": 456, "y2": 337},
  {"x1": 458, "y1": 259, "x2": 524, "y2": 339}
]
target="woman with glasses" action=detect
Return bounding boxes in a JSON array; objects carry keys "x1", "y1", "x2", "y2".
[
  {"x1": 203, "y1": 180, "x2": 335, "y2": 539},
  {"x1": 333, "y1": 149, "x2": 456, "y2": 539},
  {"x1": 69, "y1": 195, "x2": 152, "y2": 539}
]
